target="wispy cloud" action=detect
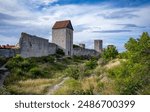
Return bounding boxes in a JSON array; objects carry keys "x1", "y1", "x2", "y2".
[
  {"x1": 93, "y1": 30, "x2": 132, "y2": 33},
  {"x1": 117, "y1": 24, "x2": 146, "y2": 28},
  {"x1": 0, "y1": 0, "x2": 150, "y2": 52},
  {"x1": 98, "y1": 10, "x2": 139, "y2": 19}
]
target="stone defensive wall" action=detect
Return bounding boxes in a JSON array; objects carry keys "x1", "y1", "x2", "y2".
[
  {"x1": 0, "y1": 49, "x2": 16, "y2": 58},
  {"x1": 19, "y1": 33, "x2": 57, "y2": 58},
  {"x1": 73, "y1": 48, "x2": 99, "y2": 57},
  {"x1": 1, "y1": 32, "x2": 101, "y2": 58}
]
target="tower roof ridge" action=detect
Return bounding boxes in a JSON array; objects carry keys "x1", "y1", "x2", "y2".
[{"x1": 52, "y1": 20, "x2": 74, "y2": 30}]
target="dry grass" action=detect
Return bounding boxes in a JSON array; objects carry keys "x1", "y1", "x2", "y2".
[
  {"x1": 81, "y1": 76, "x2": 100, "y2": 94},
  {"x1": 7, "y1": 78, "x2": 60, "y2": 95},
  {"x1": 54, "y1": 78, "x2": 81, "y2": 95},
  {"x1": 100, "y1": 81, "x2": 117, "y2": 95},
  {"x1": 104, "y1": 59, "x2": 120, "y2": 69},
  {"x1": 104, "y1": 59, "x2": 126, "y2": 69}
]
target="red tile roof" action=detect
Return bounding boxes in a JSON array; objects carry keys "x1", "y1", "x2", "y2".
[
  {"x1": 0, "y1": 44, "x2": 15, "y2": 49},
  {"x1": 52, "y1": 20, "x2": 74, "y2": 30}
]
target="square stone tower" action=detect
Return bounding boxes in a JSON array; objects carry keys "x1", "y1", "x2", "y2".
[
  {"x1": 52, "y1": 20, "x2": 73, "y2": 56},
  {"x1": 94, "y1": 40, "x2": 103, "y2": 53}
]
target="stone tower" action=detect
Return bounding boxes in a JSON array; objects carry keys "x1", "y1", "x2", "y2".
[
  {"x1": 52, "y1": 20, "x2": 73, "y2": 56},
  {"x1": 94, "y1": 40, "x2": 103, "y2": 53}
]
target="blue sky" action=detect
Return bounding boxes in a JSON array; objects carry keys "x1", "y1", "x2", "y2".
[{"x1": 0, "y1": 0, "x2": 150, "y2": 52}]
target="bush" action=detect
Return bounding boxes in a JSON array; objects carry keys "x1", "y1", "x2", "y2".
[
  {"x1": 65, "y1": 63, "x2": 93, "y2": 80},
  {"x1": 31, "y1": 56, "x2": 55, "y2": 63},
  {"x1": 85, "y1": 59, "x2": 97, "y2": 69},
  {"x1": 118, "y1": 52, "x2": 130, "y2": 59},
  {"x1": 65, "y1": 65, "x2": 80, "y2": 80},
  {"x1": 108, "y1": 61, "x2": 150, "y2": 94},
  {"x1": 102, "y1": 45, "x2": 118, "y2": 61},
  {"x1": 6, "y1": 55, "x2": 24, "y2": 69},
  {"x1": 0, "y1": 56, "x2": 7, "y2": 67},
  {"x1": 0, "y1": 87, "x2": 10, "y2": 95},
  {"x1": 29, "y1": 67, "x2": 43, "y2": 78},
  {"x1": 73, "y1": 55, "x2": 89, "y2": 61},
  {"x1": 6, "y1": 55, "x2": 36, "y2": 72},
  {"x1": 56, "y1": 48, "x2": 65, "y2": 56}
]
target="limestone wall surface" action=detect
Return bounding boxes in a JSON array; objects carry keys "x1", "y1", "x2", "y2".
[
  {"x1": 66, "y1": 28, "x2": 73, "y2": 56},
  {"x1": 48, "y1": 43, "x2": 57, "y2": 55},
  {"x1": 52, "y1": 28, "x2": 73, "y2": 56},
  {"x1": 52, "y1": 29, "x2": 66, "y2": 51},
  {"x1": 0, "y1": 49, "x2": 16, "y2": 58},
  {"x1": 19, "y1": 33, "x2": 54, "y2": 58},
  {"x1": 73, "y1": 48, "x2": 99, "y2": 57}
]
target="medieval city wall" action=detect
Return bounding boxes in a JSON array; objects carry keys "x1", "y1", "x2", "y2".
[
  {"x1": 48, "y1": 43, "x2": 57, "y2": 55},
  {"x1": 19, "y1": 33, "x2": 56, "y2": 58},
  {"x1": 73, "y1": 48, "x2": 100, "y2": 57},
  {"x1": 0, "y1": 49, "x2": 16, "y2": 58}
]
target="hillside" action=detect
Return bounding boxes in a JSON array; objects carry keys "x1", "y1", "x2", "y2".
[{"x1": 0, "y1": 32, "x2": 150, "y2": 95}]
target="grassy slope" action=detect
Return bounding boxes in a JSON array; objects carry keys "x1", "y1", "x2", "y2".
[
  {"x1": 53, "y1": 59, "x2": 124, "y2": 95},
  {"x1": 3, "y1": 55, "x2": 88, "y2": 95},
  {"x1": 3, "y1": 55, "x2": 144, "y2": 95}
]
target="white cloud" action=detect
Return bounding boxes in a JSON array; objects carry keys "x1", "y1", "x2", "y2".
[
  {"x1": 0, "y1": 35, "x2": 18, "y2": 45},
  {"x1": 41, "y1": 0, "x2": 58, "y2": 5},
  {"x1": 0, "y1": 1, "x2": 150, "y2": 51}
]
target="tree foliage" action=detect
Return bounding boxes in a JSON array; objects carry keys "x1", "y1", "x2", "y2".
[
  {"x1": 109, "y1": 32, "x2": 150, "y2": 94},
  {"x1": 102, "y1": 45, "x2": 118, "y2": 61}
]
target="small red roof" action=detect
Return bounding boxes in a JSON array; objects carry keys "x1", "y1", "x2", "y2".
[
  {"x1": 0, "y1": 44, "x2": 15, "y2": 49},
  {"x1": 52, "y1": 20, "x2": 74, "y2": 30}
]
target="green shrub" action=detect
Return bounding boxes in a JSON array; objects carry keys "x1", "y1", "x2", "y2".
[
  {"x1": 108, "y1": 61, "x2": 150, "y2": 95},
  {"x1": 6, "y1": 55, "x2": 36, "y2": 72},
  {"x1": 56, "y1": 48, "x2": 65, "y2": 56},
  {"x1": 31, "y1": 56, "x2": 55, "y2": 63},
  {"x1": 0, "y1": 56, "x2": 7, "y2": 67},
  {"x1": 0, "y1": 87, "x2": 10, "y2": 95},
  {"x1": 65, "y1": 65, "x2": 80, "y2": 80},
  {"x1": 81, "y1": 70, "x2": 92, "y2": 78},
  {"x1": 64, "y1": 63, "x2": 92, "y2": 80},
  {"x1": 102, "y1": 45, "x2": 118, "y2": 61},
  {"x1": 29, "y1": 67, "x2": 43, "y2": 78},
  {"x1": 73, "y1": 55, "x2": 88, "y2": 61},
  {"x1": 6, "y1": 55, "x2": 23, "y2": 69},
  {"x1": 85, "y1": 59, "x2": 97, "y2": 69}
]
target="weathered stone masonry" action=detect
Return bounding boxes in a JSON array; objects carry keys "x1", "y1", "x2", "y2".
[
  {"x1": 0, "y1": 49, "x2": 16, "y2": 58},
  {"x1": 0, "y1": 20, "x2": 103, "y2": 58},
  {"x1": 19, "y1": 33, "x2": 57, "y2": 58},
  {"x1": 52, "y1": 20, "x2": 73, "y2": 56}
]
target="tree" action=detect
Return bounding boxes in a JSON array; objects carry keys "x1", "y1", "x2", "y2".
[
  {"x1": 125, "y1": 32, "x2": 150, "y2": 63},
  {"x1": 109, "y1": 32, "x2": 150, "y2": 94},
  {"x1": 102, "y1": 45, "x2": 118, "y2": 60}
]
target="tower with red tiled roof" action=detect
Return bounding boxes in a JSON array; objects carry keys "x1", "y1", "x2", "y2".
[{"x1": 52, "y1": 20, "x2": 73, "y2": 56}]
